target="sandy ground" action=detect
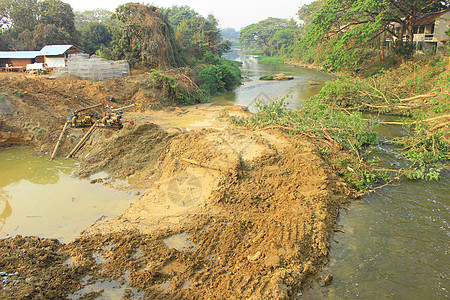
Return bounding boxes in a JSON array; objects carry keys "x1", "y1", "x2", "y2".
[{"x1": 0, "y1": 74, "x2": 356, "y2": 299}]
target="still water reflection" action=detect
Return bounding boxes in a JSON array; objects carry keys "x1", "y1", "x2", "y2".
[{"x1": 0, "y1": 147, "x2": 137, "y2": 243}]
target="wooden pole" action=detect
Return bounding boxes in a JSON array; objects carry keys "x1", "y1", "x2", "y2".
[
  {"x1": 67, "y1": 122, "x2": 98, "y2": 158},
  {"x1": 50, "y1": 121, "x2": 69, "y2": 160}
]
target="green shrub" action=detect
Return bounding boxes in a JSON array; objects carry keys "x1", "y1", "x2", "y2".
[
  {"x1": 259, "y1": 75, "x2": 274, "y2": 80},
  {"x1": 196, "y1": 61, "x2": 241, "y2": 96}
]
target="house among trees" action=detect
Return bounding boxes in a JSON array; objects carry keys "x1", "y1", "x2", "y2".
[
  {"x1": 0, "y1": 45, "x2": 81, "y2": 71},
  {"x1": 393, "y1": 9, "x2": 450, "y2": 54}
]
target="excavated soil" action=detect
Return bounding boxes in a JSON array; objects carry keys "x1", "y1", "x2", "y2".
[{"x1": 0, "y1": 74, "x2": 356, "y2": 299}]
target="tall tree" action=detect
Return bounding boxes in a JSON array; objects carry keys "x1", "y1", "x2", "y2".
[
  {"x1": 303, "y1": 0, "x2": 450, "y2": 71},
  {"x1": 74, "y1": 9, "x2": 114, "y2": 29},
  {"x1": 163, "y1": 5, "x2": 229, "y2": 62},
  {"x1": 0, "y1": 0, "x2": 38, "y2": 34},
  {"x1": 239, "y1": 18, "x2": 301, "y2": 56},
  {"x1": 80, "y1": 22, "x2": 111, "y2": 55},
  {"x1": 103, "y1": 3, "x2": 185, "y2": 68},
  {"x1": 39, "y1": 0, "x2": 76, "y2": 39}
]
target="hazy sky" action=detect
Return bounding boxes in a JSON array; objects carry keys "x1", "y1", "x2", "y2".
[{"x1": 64, "y1": 0, "x2": 313, "y2": 30}]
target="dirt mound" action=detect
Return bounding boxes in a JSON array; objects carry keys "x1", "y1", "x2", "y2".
[{"x1": 53, "y1": 124, "x2": 352, "y2": 298}]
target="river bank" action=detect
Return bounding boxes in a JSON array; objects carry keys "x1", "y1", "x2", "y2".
[{"x1": 0, "y1": 69, "x2": 357, "y2": 298}]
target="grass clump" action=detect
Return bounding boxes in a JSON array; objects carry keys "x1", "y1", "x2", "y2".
[
  {"x1": 256, "y1": 56, "x2": 284, "y2": 65},
  {"x1": 259, "y1": 75, "x2": 274, "y2": 80}
]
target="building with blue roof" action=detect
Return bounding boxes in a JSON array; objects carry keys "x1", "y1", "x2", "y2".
[{"x1": 0, "y1": 45, "x2": 81, "y2": 70}]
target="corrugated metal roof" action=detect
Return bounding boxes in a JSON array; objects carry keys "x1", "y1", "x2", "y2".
[
  {"x1": 39, "y1": 45, "x2": 73, "y2": 56},
  {"x1": 0, "y1": 51, "x2": 40, "y2": 59},
  {"x1": 0, "y1": 45, "x2": 75, "y2": 60}
]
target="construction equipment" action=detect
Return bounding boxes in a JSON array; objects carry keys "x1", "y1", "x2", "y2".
[
  {"x1": 100, "y1": 104, "x2": 135, "y2": 129},
  {"x1": 68, "y1": 103, "x2": 102, "y2": 128}
]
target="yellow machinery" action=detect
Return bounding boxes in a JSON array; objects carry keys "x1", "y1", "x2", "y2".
[
  {"x1": 68, "y1": 104, "x2": 102, "y2": 128},
  {"x1": 100, "y1": 104, "x2": 135, "y2": 129}
]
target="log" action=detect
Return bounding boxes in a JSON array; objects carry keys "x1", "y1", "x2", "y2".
[
  {"x1": 399, "y1": 92, "x2": 437, "y2": 103},
  {"x1": 67, "y1": 122, "x2": 98, "y2": 158},
  {"x1": 50, "y1": 121, "x2": 69, "y2": 160}
]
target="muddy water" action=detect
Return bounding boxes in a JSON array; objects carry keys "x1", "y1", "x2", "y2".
[
  {"x1": 0, "y1": 147, "x2": 138, "y2": 243},
  {"x1": 214, "y1": 48, "x2": 334, "y2": 111},
  {"x1": 216, "y1": 52, "x2": 449, "y2": 298}
]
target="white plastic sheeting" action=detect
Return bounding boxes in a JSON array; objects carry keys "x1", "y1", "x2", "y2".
[
  {"x1": 26, "y1": 63, "x2": 45, "y2": 70},
  {"x1": 45, "y1": 57, "x2": 66, "y2": 68}
]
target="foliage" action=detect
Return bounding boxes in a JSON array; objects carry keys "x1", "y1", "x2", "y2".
[
  {"x1": 39, "y1": 0, "x2": 76, "y2": 39},
  {"x1": 244, "y1": 50, "x2": 264, "y2": 56},
  {"x1": 0, "y1": 0, "x2": 38, "y2": 34},
  {"x1": 292, "y1": 0, "x2": 450, "y2": 71},
  {"x1": 315, "y1": 59, "x2": 446, "y2": 108},
  {"x1": 74, "y1": 9, "x2": 116, "y2": 29},
  {"x1": 392, "y1": 41, "x2": 415, "y2": 58},
  {"x1": 314, "y1": 57, "x2": 449, "y2": 181},
  {"x1": 196, "y1": 59, "x2": 241, "y2": 96},
  {"x1": 163, "y1": 5, "x2": 230, "y2": 64},
  {"x1": 103, "y1": 3, "x2": 185, "y2": 69},
  {"x1": 31, "y1": 23, "x2": 72, "y2": 49},
  {"x1": 147, "y1": 70, "x2": 205, "y2": 105},
  {"x1": 221, "y1": 28, "x2": 239, "y2": 45},
  {"x1": 79, "y1": 22, "x2": 112, "y2": 55},
  {"x1": 0, "y1": 0, "x2": 77, "y2": 50},
  {"x1": 259, "y1": 75, "x2": 274, "y2": 80},
  {"x1": 395, "y1": 117, "x2": 449, "y2": 166},
  {"x1": 239, "y1": 18, "x2": 302, "y2": 57}
]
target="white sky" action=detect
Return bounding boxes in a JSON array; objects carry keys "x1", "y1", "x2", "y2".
[{"x1": 64, "y1": 0, "x2": 313, "y2": 30}]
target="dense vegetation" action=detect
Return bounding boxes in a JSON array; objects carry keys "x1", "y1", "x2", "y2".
[
  {"x1": 239, "y1": 0, "x2": 450, "y2": 72},
  {"x1": 0, "y1": 0, "x2": 77, "y2": 50},
  {"x1": 235, "y1": 0, "x2": 450, "y2": 188},
  {"x1": 0, "y1": 2, "x2": 240, "y2": 102}
]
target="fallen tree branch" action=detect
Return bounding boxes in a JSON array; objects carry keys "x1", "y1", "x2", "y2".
[
  {"x1": 432, "y1": 121, "x2": 450, "y2": 131},
  {"x1": 399, "y1": 92, "x2": 437, "y2": 103}
]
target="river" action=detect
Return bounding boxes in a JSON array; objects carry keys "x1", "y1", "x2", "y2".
[
  {"x1": 216, "y1": 49, "x2": 449, "y2": 299},
  {"x1": 214, "y1": 49, "x2": 334, "y2": 111}
]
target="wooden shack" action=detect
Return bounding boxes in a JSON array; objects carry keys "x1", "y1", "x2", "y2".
[
  {"x1": 39, "y1": 45, "x2": 82, "y2": 68},
  {"x1": 0, "y1": 45, "x2": 82, "y2": 71},
  {"x1": 0, "y1": 51, "x2": 40, "y2": 71}
]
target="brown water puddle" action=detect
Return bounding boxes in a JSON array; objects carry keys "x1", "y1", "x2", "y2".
[{"x1": 0, "y1": 147, "x2": 138, "y2": 243}]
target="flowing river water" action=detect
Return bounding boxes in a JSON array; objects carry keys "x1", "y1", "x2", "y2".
[
  {"x1": 216, "y1": 49, "x2": 449, "y2": 299},
  {"x1": 0, "y1": 49, "x2": 448, "y2": 298}
]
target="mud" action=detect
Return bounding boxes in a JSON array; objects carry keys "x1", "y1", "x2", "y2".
[{"x1": 0, "y1": 74, "x2": 356, "y2": 299}]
